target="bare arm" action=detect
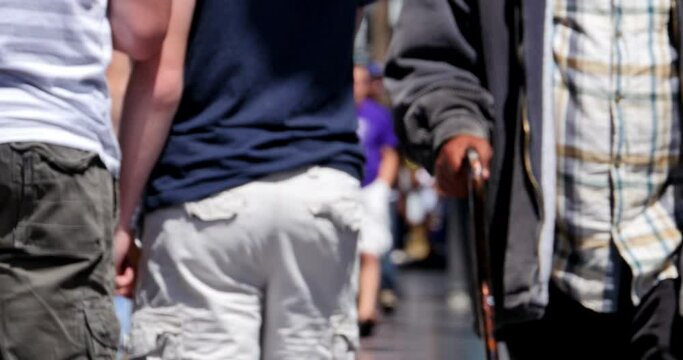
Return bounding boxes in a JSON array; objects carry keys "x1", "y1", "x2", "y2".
[
  {"x1": 110, "y1": 0, "x2": 172, "y2": 61},
  {"x1": 114, "y1": 0, "x2": 196, "y2": 296},
  {"x1": 106, "y1": 51, "x2": 132, "y2": 133},
  {"x1": 377, "y1": 146, "x2": 399, "y2": 186}
]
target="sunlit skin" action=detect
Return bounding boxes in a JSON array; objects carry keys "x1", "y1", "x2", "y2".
[
  {"x1": 435, "y1": 135, "x2": 491, "y2": 198},
  {"x1": 354, "y1": 65, "x2": 372, "y2": 105}
]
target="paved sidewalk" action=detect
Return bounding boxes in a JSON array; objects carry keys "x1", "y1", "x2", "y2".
[{"x1": 359, "y1": 270, "x2": 487, "y2": 360}]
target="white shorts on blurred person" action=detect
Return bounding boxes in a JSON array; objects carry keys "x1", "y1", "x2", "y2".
[{"x1": 358, "y1": 179, "x2": 393, "y2": 257}]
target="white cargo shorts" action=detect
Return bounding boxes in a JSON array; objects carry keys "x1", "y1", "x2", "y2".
[{"x1": 127, "y1": 167, "x2": 361, "y2": 360}]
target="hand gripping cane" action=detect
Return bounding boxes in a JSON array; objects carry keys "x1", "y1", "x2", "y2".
[{"x1": 466, "y1": 148, "x2": 498, "y2": 360}]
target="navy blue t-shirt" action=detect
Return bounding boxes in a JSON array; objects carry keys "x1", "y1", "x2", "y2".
[{"x1": 145, "y1": 0, "x2": 370, "y2": 210}]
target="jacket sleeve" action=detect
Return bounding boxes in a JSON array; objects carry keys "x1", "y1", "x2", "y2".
[{"x1": 384, "y1": 0, "x2": 494, "y2": 172}]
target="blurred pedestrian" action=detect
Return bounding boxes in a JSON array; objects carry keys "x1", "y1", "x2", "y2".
[{"x1": 354, "y1": 64, "x2": 400, "y2": 336}]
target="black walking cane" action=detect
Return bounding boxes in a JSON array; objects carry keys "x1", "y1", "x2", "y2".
[{"x1": 466, "y1": 149, "x2": 499, "y2": 360}]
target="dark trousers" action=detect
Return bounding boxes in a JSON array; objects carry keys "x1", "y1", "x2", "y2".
[{"x1": 503, "y1": 277, "x2": 681, "y2": 360}]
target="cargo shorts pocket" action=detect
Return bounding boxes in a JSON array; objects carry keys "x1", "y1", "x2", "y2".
[
  {"x1": 1, "y1": 297, "x2": 118, "y2": 360},
  {"x1": 329, "y1": 314, "x2": 359, "y2": 360},
  {"x1": 306, "y1": 168, "x2": 363, "y2": 235},
  {"x1": 84, "y1": 300, "x2": 120, "y2": 359},
  {"x1": 126, "y1": 307, "x2": 182, "y2": 360},
  {"x1": 10, "y1": 142, "x2": 111, "y2": 255},
  {"x1": 309, "y1": 194, "x2": 363, "y2": 235},
  {"x1": 184, "y1": 192, "x2": 245, "y2": 222}
]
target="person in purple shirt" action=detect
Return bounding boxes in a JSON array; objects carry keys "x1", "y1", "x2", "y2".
[{"x1": 354, "y1": 63, "x2": 399, "y2": 336}]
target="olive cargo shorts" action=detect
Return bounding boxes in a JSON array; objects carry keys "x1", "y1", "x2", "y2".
[{"x1": 0, "y1": 142, "x2": 120, "y2": 359}]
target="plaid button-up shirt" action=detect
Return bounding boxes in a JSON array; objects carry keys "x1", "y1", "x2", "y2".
[{"x1": 552, "y1": 0, "x2": 681, "y2": 312}]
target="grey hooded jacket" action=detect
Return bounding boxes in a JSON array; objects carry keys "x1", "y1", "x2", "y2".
[{"x1": 385, "y1": 0, "x2": 683, "y2": 327}]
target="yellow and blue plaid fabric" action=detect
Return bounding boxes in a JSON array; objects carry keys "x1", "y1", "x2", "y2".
[{"x1": 552, "y1": 0, "x2": 681, "y2": 312}]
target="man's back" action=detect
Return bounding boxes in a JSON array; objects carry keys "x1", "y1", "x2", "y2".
[
  {"x1": 145, "y1": 0, "x2": 366, "y2": 210},
  {"x1": 0, "y1": 0, "x2": 119, "y2": 173}
]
